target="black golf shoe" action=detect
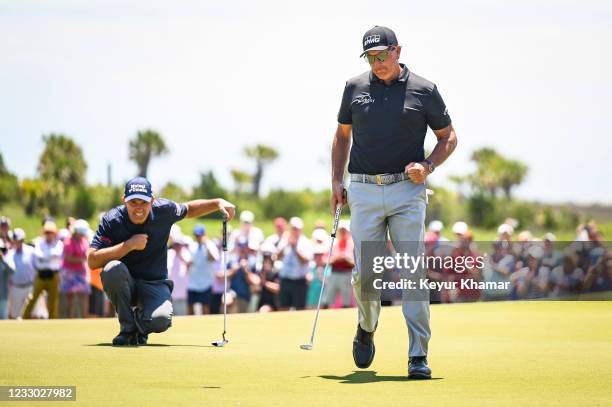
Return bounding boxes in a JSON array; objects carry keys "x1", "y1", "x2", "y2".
[
  {"x1": 137, "y1": 333, "x2": 148, "y2": 345},
  {"x1": 352, "y1": 323, "x2": 376, "y2": 368},
  {"x1": 408, "y1": 356, "x2": 432, "y2": 379},
  {"x1": 112, "y1": 331, "x2": 137, "y2": 346}
]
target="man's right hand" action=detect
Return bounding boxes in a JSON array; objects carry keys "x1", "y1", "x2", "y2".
[
  {"x1": 126, "y1": 234, "x2": 148, "y2": 251},
  {"x1": 331, "y1": 182, "x2": 347, "y2": 214}
]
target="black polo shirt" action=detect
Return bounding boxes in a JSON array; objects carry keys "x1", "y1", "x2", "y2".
[
  {"x1": 338, "y1": 64, "x2": 451, "y2": 175},
  {"x1": 91, "y1": 198, "x2": 188, "y2": 281}
]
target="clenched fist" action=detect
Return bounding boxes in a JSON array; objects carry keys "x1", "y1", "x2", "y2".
[
  {"x1": 405, "y1": 161, "x2": 430, "y2": 184},
  {"x1": 127, "y1": 234, "x2": 148, "y2": 251}
]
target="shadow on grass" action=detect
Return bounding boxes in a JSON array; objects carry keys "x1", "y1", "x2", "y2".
[
  {"x1": 313, "y1": 371, "x2": 444, "y2": 384},
  {"x1": 85, "y1": 343, "x2": 215, "y2": 348}
]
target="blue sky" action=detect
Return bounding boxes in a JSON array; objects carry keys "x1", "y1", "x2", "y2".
[{"x1": 1, "y1": 0, "x2": 611, "y2": 204}]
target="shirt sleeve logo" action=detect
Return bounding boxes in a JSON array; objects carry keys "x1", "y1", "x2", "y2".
[
  {"x1": 174, "y1": 202, "x2": 183, "y2": 217},
  {"x1": 352, "y1": 92, "x2": 375, "y2": 106}
]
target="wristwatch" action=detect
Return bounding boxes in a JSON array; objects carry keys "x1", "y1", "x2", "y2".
[{"x1": 424, "y1": 159, "x2": 435, "y2": 173}]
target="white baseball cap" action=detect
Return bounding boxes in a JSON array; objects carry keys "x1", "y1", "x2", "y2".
[
  {"x1": 13, "y1": 228, "x2": 26, "y2": 241},
  {"x1": 289, "y1": 217, "x2": 304, "y2": 230},
  {"x1": 452, "y1": 221, "x2": 469, "y2": 235},
  {"x1": 312, "y1": 228, "x2": 328, "y2": 242},
  {"x1": 240, "y1": 210, "x2": 255, "y2": 224},
  {"x1": 338, "y1": 220, "x2": 351, "y2": 232},
  {"x1": 73, "y1": 219, "x2": 90, "y2": 236},
  {"x1": 428, "y1": 220, "x2": 443, "y2": 233},
  {"x1": 497, "y1": 224, "x2": 514, "y2": 236}
]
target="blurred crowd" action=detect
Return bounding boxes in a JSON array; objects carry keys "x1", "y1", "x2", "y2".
[
  {"x1": 1, "y1": 212, "x2": 610, "y2": 320},
  {"x1": 422, "y1": 219, "x2": 611, "y2": 302}
]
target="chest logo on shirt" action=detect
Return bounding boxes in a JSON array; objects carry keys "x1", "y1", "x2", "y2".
[{"x1": 352, "y1": 92, "x2": 375, "y2": 106}]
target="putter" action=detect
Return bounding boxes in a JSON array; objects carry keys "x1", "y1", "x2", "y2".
[
  {"x1": 212, "y1": 216, "x2": 229, "y2": 347},
  {"x1": 300, "y1": 202, "x2": 343, "y2": 351}
]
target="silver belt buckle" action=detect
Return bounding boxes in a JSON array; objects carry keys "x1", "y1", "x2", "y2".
[{"x1": 376, "y1": 174, "x2": 383, "y2": 185}]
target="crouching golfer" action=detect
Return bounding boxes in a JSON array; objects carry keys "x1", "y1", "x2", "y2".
[
  {"x1": 87, "y1": 177, "x2": 235, "y2": 346},
  {"x1": 331, "y1": 26, "x2": 457, "y2": 378}
]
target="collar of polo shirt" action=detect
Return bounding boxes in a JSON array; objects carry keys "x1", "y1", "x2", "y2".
[{"x1": 370, "y1": 63, "x2": 410, "y2": 84}]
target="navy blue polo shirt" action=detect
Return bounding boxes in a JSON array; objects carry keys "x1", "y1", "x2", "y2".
[
  {"x1": 91, "y1": 198, "x2": 188, "y2": 281},
  {"x1": 338, "y1": 64, "x2": 451, "y2": 175}
]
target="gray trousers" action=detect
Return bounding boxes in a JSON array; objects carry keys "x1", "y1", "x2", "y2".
[
  {"x1": 348, "y1": 179, "x2": 431, "y2": 357},
  {"x1": 101, "y1": 261, "x2": 174, "y2": 335}
]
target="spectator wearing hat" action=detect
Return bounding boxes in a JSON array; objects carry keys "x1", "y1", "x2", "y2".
[
  {"x1": 23, "y1": 221, "x2": 63, "y2": 319},
  {"x1": 263, "y1": 217, "x2": 287, "y2": 255},
  {"x1": 257, "y1": 243, "x2": 281, "y2": 312},
  {"x1": 167, "y1": 234, "x2": 192, "y2": 316},
  {"x1": 230, "y1": 210, "x2": 264, "y2": 255},
  {"x1": 541, "y1": 233, "x2": 561, "y2": 270},
  {"x1": 61, "y1": 219, "x2": 91, "y2": 318},
  {"x1": 583, "y1": 253, "x2": 611, "y2": 293},
  {"x1": 497, "y1": 223, "x2": 514, "y2": 242},
  {"x1": 322, "y1": 220, "x2": 354, "y2": 309},
  {"x1": 448, "y1": 225, "x2": 481, "y2": 302},
  {"x1": 277, "y1": 217, "x2": 312, "y2": 310},
  {"x1": 4, "y1": 228, "x2": 36, "y2": 318},
  {"x1": 187, "y1": 225, "x2": 218, "y2": 315},
  {"x1": 425, "y1": 220, "x2": 448, "y2": 245},
  {"x1": 0, "y1": 239, "x2": 10, "y2": 319},
  {"x1": 514, "y1": 245, "x2": 551, "y2": 299},
  {"x1": 482, "y1": 240, "x2": 515, "y2": 301},
  {"x1": 306, "y1": 238, "x2": 327, "y2": 309}
]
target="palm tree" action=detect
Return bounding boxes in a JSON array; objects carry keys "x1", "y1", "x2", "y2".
[
  {"x1": 244, "y1": 144, "x2": 279, "y2": 198},
  {"x1": 128, "y1": 130, "x2": 169, "y2": 178}
]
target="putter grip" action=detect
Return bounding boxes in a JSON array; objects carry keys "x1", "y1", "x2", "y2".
[
  {"x1": 330, "y1": 204, "x2": 342, "y2": 238},
  {"x1": 222, "y1": 219, "x2": 228, "y2": 250}
]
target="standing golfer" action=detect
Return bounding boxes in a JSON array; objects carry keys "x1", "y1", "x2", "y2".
[
  {"x1": 87, "y1": 177, "x2": 235, "y2": 346},
  {"x1": 331, "y1": 26, "x2": 457, "y2": 378}
]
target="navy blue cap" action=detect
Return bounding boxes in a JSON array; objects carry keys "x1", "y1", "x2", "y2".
[
  {"x1": 360, "y1": 26, "x2": 398, "y2": 57},
  {"x1": 193, "y1": 225, "x2": 206, "y2": 236},
  {"x1": 124, "y1": 177, "x2": 153, "y2": 202}
]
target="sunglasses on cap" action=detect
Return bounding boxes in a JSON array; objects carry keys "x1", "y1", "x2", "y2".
[{"x1": 364, "y1": 47, "x2": 395, "y2": 64}]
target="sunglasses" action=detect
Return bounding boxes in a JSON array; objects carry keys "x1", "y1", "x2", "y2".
[{"x1": 364, "y1": 47, "x2": 395, "y2": 64}]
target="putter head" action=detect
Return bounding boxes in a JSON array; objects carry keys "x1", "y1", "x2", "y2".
[
  {"x1": 212, "y1": 339, "x2": 228, "y2": 347},
  {"x1": 300, "y1": 344, "x2": 313, "y2": 351}
]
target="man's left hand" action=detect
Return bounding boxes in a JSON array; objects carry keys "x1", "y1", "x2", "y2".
[{"x1": 405, "y1": 161, "x2": 430, "y2": 184}]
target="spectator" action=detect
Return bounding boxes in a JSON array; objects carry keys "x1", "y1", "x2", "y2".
[
  {"x1": 61, "y1": 219, "x2": 91, "y2": 318},
  {"x1": 277, "y1": 217, "x2": 312, "y2": 310},
  {"x1": 0, "y1": 216, "x2": 12, "y2": 250},
  {"x1": 167, "y1": 235, "x2": 192, "y2": 315},
  {"x1": 448, "y1": 224, "x2": 481, "y2": 302},
  {"x1": 541, "y1": 233, "x2": 561, "y2": 270},
  {"x1": 263, "y1": 217, "x2": 287, "y2": 254},
  {"x1": 550, "y1": 249, "x2": 584, "y2": 297},
  {"x1": 23, "y1": 221, "x2": 63, "y2": 319},
  {"x1": 228, "y1": 240, "x2": 260, "y2": 313},
  {"x1": 5, "y1": 228, "x2": 36, "y2": 318},
  {"x1": 306, "y1": 240, "x2": 327, "y2": 309},
  {"x1": 0, "y1": 239, "x2": 10, "y2": 319},
  {"x1": 187, "y1": 225, "x2": 218, "y2": 315},
  {"x1": 497, "y1": 223, "x2": 514, "y2": 242},
  {"x1": 257, "y1": 244, "x2": 280, "y2": 312},
  {"x1": 425, "y1": 220, "x2": 448, "y2": 245},
  {"x1": 482, "y1": 240, "x2": 515, "y2": 301},
  {"x1": 583, "y1": 253, "x2": 611, "y2": 293},
  {"x1": 322, "y1": 220, "x2": 354, "y2": 308},
  {"x1": 514, "y1": 245, "x2": 550, "y2": 299},
  {"x1": 230, "y1": 210, "x2": 264, "y2": 254}
]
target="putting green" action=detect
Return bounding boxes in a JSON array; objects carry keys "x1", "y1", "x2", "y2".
[{"x1": 1, "y1": 301, "x2": 611, "y2": 406}]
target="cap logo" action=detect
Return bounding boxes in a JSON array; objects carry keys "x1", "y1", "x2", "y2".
[
  {"x1": 363, "y1": 35, "x2": 380, "y2": 47},
  {"x1": 128, "y1": 184, "x2": 148, "y2": 194}
]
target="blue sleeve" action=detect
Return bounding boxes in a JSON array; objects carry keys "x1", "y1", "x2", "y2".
[
  {"x1": 158, "y1": 199, "x2": 188, "y2": 224},
  {"x1": 91, "y1": 216, "x2": 115, "y2": 250}
]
